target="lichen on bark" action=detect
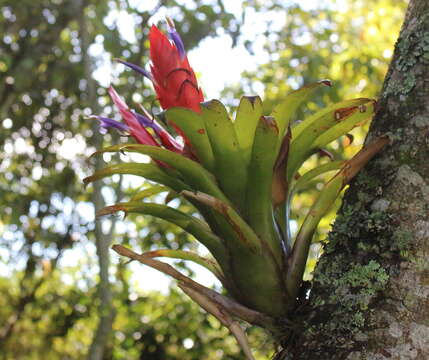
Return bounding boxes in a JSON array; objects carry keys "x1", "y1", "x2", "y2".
[{"x1": 279, "y1": 0, "x2": 429, "y2": 358}]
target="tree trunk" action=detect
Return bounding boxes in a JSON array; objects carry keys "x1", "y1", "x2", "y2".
[
  {"x1": 78, "y1": 3, "x2": 116, "y2": 359},
  {"x1": 281, "y1": 0, "x2": 429, "y2": 358}
]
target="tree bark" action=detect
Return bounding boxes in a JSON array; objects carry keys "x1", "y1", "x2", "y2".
[{"x1": 282, "y1": 0, "x2": 429, "y2": 358}]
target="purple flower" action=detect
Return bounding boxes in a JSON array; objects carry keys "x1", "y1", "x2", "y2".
[
  {"x1": 166, "y1": 17, "x2": 186, "y2": 59},
  {"x1": 115, "y1": 59, "x2": 153, "y2": 81},
  {"x1": 133, "y1": 111, "x2": 163, "y2": 133},
  {"x1": 107, "y1": 86, "x2": 160, "y2": 147},
  {"x1": 94, "y1": 116, "x2": 129, "y2": 134},
  {"x1": 133, "y1": 111, "x2": 183, "y2": 153},
  {"x1": 133, "y1": 111, "x2": 156, "y2": 129}
]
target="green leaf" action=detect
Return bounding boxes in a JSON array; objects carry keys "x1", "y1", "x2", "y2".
[
  {"x1": 141, "y1": 249, "x2": 225, "y2": 283},
  {"x1": 98, "y1": 201, "x2": 227, "y2": 264},
  {"x1": 179, "y1": 191, "x2": 289, "y2": 316},
  {"x1": 91, "y1": 144, "x2": 230, "y2": 204},
  {"x1": 286, "y1": 173, "x2": 344, "y2": 298},
  {"x1": 291, "y1": 98, "x2": 370, "y2": 138},
  {"x1": 271, "y1": 80, "x2": 332, "y2": 143},
  {"x1": 291, "y1": 160, "x2": 346, "y2": 194},
  {"x1": 130, "y1": 185, "x2": 169, "y2": 201},
  {"x1": 233, "y1": 96, "x2": 263, "y2": 168},
  {"x1": 165, "y1": 107, "x2": 215, "y2": 172},
  {"x1": 245, "y1": 116, "x2": 283, "y2": 262},
  {"x1": 201, "y1": 100, "x2": 247, "y2": 210},
  {"x1": 182, "y1": 191, "x2": 262, "y2": 253},
  {"x1": 83, "y1": 163, "x2": 188, "y2": 192},
  {"x1": 287, "y1": 98, "x2": 373, "y2": 183},
  {"x1": 312, "y1": 101, "x2": 375, "y2": 149}
]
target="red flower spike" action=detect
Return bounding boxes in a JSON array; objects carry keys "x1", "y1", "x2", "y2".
[
  {"x1": 149, "y1": 25, "x2": 204, "y2": 113},
  {"x1": 108, "y1": 86, "x2": 159, "y2": 147},
  {"x1": 133, "y1": 108, "x2": 184, "y2": 154},
  {"x1": 157, "y1": 127, "x2": 184, "y2": 153}
]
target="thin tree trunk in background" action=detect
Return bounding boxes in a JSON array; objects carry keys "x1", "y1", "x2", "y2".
[
  {"x1": 281, "y1": 0, "x2": 429, "y2": 358},
  {"x1": 79, "y1": 3, "x2": 116, "y2": 359}
]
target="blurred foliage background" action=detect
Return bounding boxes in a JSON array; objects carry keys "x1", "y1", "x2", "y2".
[{"x1": 0, "y1": 0, "x2": 406, "y2": 359}]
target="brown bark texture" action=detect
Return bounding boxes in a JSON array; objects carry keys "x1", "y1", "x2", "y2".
[{"x1": 281, "y1": 0, "x2": 429, "y2": 358}]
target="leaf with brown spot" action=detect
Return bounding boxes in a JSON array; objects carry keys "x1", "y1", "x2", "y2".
[{"x1": 182, "y1": 190, "x2": 262, "y2": 253}]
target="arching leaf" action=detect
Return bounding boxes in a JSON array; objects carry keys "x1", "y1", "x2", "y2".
[
  {"x1": 291, "y1": 160, "x2": 346, "y2": 194},
  {"x1": 182, "y1": 191, "x2": 262, "y2": 253},
  {"x1": 91, "y1": 144, "x2": 230, "y2": 204},
  {"x1": 271, "y1": 80, "x2": 332, "y2": 142},
  {"x1": 287, "y1": 98, "x2": 373, "y2": 183},
  {"x1": 83, "y1": 163, "x2": 188, "y2": 192},
  {"x1": 130, "y1": 185, "x2": 170, "y2": 201},
  {"x1": 141, "y1": 249, "x2": 225, "y2": 283},
  {"x1": 98, "y1": 201, "x2": 227, "y2": 264}
]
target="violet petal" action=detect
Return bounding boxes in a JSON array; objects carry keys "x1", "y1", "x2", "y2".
[
  {"x1": 95, "y1": 116, "x2": 129, "y2": 132},
  {"x1": 166, "y1": 21, "x2": 186, "y2": 59},
  {"x1": 115, "y1": 59, "x2": 153, "y2": 81}
]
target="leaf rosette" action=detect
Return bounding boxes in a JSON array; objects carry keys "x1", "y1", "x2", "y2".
[{"x1": 84, "y1": 18, "x2": 388, "y2": 359}]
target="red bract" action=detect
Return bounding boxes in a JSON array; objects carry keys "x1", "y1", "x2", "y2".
[
  {"x1": 149, "y1": 25, "x2": 204, "y2": 113},
  {"x1": 95, "y1": 22, "x2": 202, "y2": 164},
  {"x1": 108, "y1": 86, "x2": 159, "y2": 147}
]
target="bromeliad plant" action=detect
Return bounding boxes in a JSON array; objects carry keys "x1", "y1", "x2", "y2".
[{"x1": 84, "y1": 19, "x2": 387, "y2": 358}]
